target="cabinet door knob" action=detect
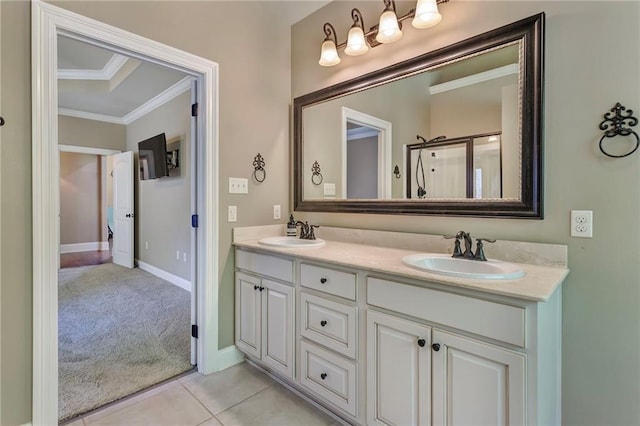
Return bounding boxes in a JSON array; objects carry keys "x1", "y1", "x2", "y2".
[
  {"x1": 0, "y1": 116, "x2": 5, "y2": 126},
  {"x1": 253, "y1": 285, "x2": 259, "y2": 290},
  {"x1": 417, "y1": 338, "x2": 426, "y2": 347},
  {"x1": 432, "y1": 343, "x2": 441, "y2": 352},
  {"x1": 259, "y1": 286, "x2": 264, "y2": 292},
  {"x1": 320, "y1": 320, "x2": 327, "y2": 327},
  {"x1": 320, "y1": 277, "x2": 327, "y2": 284},
  {"x1": 320, "y1": 373, "x2": 327, "y2": 380}
]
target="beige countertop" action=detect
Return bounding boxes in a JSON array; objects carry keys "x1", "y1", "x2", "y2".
[{"x1": 233, "y1": 239, "x2": 568, "y2": 303}]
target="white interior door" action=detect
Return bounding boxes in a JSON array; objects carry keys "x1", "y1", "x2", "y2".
[{"x1": 112, "y1": 151, "x2": 134, "y2": 268}]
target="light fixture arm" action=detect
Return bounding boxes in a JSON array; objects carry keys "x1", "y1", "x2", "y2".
[
  {"x1": 323, "y1": 22, "x2": 338, "y2": 45},
  {"x1": 351, "y1": 8, "x2": 365, "y2": 31},
  {"x1": 382, "y1": 0, "x2": 397, "y2": 14}
]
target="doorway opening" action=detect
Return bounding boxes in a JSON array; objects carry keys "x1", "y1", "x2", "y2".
[
  {"x1": 341, "y1": 107, "x2": 392, "y2": 199},
  {"x1": 32, "y1": 3, "x2": 241, "y2": 424}
]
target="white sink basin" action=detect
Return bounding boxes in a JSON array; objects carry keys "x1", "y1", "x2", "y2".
[
  {"x1": 402, "y1": 253, "x2": 525, "y2": 280},
  {"x1": 258, "y1": 236, "x2": 326, "y2": 248}
]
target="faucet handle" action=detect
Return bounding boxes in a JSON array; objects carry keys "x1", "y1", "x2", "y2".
[
  {"x1": 309, "y1": 224, "x2": 320, "y2": 240},
  {"x1": 444, "y1": 234, "x2": 464, "y2": 257},
  {"x1": 474, "y1": 238, "x2": 496, "y2": 261}
]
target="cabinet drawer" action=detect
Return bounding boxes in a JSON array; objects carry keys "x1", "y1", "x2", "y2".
[
  {"x1": 367, "y1": 277, "x2": 526, "y2": 347},
  {"x1": 300, "y1": 341, "x2": 357, "y2": 416},
  {"x1": 301, "y1": 293, "x2": 357, "y2": 359},
  {"x1": 236, "y1": 249, "x2": 293, "y2": 283},
  {"x1": 300, "y1": 263, "x2": 356, "y2": 300}
]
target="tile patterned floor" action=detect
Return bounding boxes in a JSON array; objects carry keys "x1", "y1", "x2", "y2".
[{"x1": 65, "y1": 362, "x2": 339, "y2": 426}]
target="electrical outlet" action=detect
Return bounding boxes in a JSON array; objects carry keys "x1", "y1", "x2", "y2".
[
  {"x1": 183, "y1": 252, "x2": 187, "y2": 262},
  {"x1": 228, "y1": 177, "x2": 248, "y2": 194},
  {"x1": 145, "y1": 241, "x2": 149, "y2": 249},
  {"x1": 228, "y1": 205, "x2": 237, "y2": 222},
  {"x1": 571, "y1": 210, "x2": 593, "y2": 238},
  {"x1": 273, "y1": 204, "x2": 281, "y2": 220},
  {"x1": 176, "y1": 250, "x2": 180, "y2": 260}
]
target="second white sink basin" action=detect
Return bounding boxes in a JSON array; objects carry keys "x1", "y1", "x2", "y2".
[
  {"x1": 259, "y1": 236, "x2": 326, "y2": 248},
  {"x1": 402, "y1": 253, "x2": 525, "y2": 280}
]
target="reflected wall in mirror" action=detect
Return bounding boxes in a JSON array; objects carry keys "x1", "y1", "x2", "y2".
[{"x1": 294, "y1": 13, "x2": 544, "y2": 217}]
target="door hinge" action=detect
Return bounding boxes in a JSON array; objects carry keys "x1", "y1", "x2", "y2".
[
  {"x1": 191, "y1": 324, "x2": 198, "y2": 339},
  {"x1": 191, "y1": 103, "x2": 199, "y2": 117},
  {"x1": 191, "y1": 214, "x2": 199, "y2": 228}
]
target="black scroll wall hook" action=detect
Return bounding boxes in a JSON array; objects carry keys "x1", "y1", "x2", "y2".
[
  {"x1": 598, "y1": 103, "x2": 639, "y2": 158},
  {"x1": 311, "y1": 161, "x2": 323, "y2": 185},
  {"x1": 252, "y1": 153, "x2": 266, "y2": 182}
]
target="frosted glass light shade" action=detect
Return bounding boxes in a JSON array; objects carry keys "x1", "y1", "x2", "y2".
[
  {"x1": 412, "y1": 0, "x2": 442, "y2": 29},
  {"x1": 345, "y1": 26, "x2": 369, "y2": 56},
  {"x1": 319, "y1": 40, "x2": 341, "y2": 66},
  {"x1": 375, "y1": 10, "x2": 403, "y2": 44}
]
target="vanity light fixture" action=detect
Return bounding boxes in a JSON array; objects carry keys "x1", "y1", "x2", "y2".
[
  {"x1": 375, "y1": 0, "x2": 403, "y2": 44},
  {"x1": 345, "y1": 9, "x2": 369, "y2": 56},
  {"x1": 318, "y1": 0, "x2": 448, "y2": 67},
  {"x1": 319, "y1": 23, "x2": 341, "y2": 66}
]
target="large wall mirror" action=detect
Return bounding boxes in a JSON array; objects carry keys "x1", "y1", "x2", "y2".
[{"x1": 293, "y1": 13, "x2": 544, "y2": 218}]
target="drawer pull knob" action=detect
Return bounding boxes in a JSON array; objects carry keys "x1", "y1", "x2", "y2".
[
  {"x1": 432, "y1": 343, "x2": 441, "y2": 351},
  {"x1": 320, "y1": 320, "x2": 327, "y2": 327},
  {"x1": 417, "y1": 338, "x2": 426, "y2": 347},
  {"x1": 320, "y1": 373, "x2": 327, "y2": 380},
  {"x1": 320, "y1": 277, "x2": 328, "y2": 284}
]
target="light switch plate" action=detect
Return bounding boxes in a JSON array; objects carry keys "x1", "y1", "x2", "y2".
[
  {"x1": 229, "y1": 177, "x2": 248, "y2": 194},
  {"x1": 273, "y1": 204, "x2": 281, "y2": 220},
  {"x1": 324, "y1": 183, "x2": 336, "y2": 196}
]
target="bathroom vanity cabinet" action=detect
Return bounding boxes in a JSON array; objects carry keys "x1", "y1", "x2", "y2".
[
  {"x1": 234, "y1": 238, "x2": 565, "y2": 426},
  {"x1": 235, "y1": 250, "x2": 295, "y2": 379}
]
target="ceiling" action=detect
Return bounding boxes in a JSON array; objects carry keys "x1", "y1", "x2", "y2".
[
  {"x1": 57, "y1": 1, "x2": 329, "y2": 125},
  {"x1": 58, "y1": 35, "x2": 190, "y2": 125}
]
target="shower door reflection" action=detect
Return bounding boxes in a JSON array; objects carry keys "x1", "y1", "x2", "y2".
[{"x1": 406, "y1": 133, "x2": 502, "y2": 199}]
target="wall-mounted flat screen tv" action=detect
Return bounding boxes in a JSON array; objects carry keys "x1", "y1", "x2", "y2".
[{"x1": 138, "y1": 133, "x2": 168, "y2": 180}]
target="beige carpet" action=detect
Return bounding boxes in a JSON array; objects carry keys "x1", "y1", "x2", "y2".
[{"x1": 58, "y1": 263, "x2": 192, "y2": 421}]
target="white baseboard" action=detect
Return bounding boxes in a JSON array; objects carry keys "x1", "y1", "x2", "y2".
[
  {"x1": 214, "y1": 346, "x2": 245, "y2": 372},
  {"x1": 137, "y1": 260, "x2": 191, "y2": 292},
  {"x1": 60, "y1": 241, "x2": 109, "y2": 253}
]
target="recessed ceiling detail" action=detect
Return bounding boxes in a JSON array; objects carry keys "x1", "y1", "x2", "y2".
[{"x1": 57, "y1": 35, "x2": 191, "y2": 124}]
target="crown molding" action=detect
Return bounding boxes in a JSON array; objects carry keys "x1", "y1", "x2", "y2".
[
  {"x1": 429, "y1": 63, "x2": 519, "y2": 95},
  {"x1": 58, "y1": 107, "x2": 125, "y2": 124},
  {"x1": 121, "y1": 76, "x2": 193, "y2": 124},
  {"x1": 58, "y1": 53, "x2": 128, "y2": 80},
  {"x1": 58, "y1": 76, "x2": 193, "y2": 125}
]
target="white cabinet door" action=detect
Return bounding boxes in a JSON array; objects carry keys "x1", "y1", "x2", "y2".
[
  {"x1": 432, "y1": 329, "x2": 526, "y2": 426},
  {"x1": 235, "y1": 272, "x2": 262, "y2": 359},
  {"x1": 367, "y1": 310, "x2": 432, "y2": 426},
  {"x1": 261, "y1": 279, "x2": 294, "y2": 379}
]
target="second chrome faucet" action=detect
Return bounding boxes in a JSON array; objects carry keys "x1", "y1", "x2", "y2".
[{"x1": 444, "y1": 231, "x2": 496, "y2": 261}]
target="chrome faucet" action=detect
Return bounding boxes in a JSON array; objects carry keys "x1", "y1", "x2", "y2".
[{"x1": 444, "y1": 231, "x2": 496, "y2": 261}]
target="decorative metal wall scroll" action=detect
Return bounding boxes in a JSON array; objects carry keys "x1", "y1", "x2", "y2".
[
  {"x1": 311, "y1": 161, "x2": 323, "y2": 185},
  {"x1": 253, "y1": 153, "x2": 266, "y2": 182},
  {"x1": 598, "y1": 103, "x2": 638, "y2": 158},
  {"x1": 393, "y1": 165, "x2": 401, "y2": 179}
]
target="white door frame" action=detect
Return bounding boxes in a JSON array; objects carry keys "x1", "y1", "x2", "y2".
[
  {"x1": 32, "y1": 2, "x2": 242, "y2": 424},
  {"x1": 341, "y1": 107, "x2": 392, "y2": 199}
]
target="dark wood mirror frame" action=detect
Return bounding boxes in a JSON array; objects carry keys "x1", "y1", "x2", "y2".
[{"x1": 293, "y1": 13, "x2": 544, "y2": 218}]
